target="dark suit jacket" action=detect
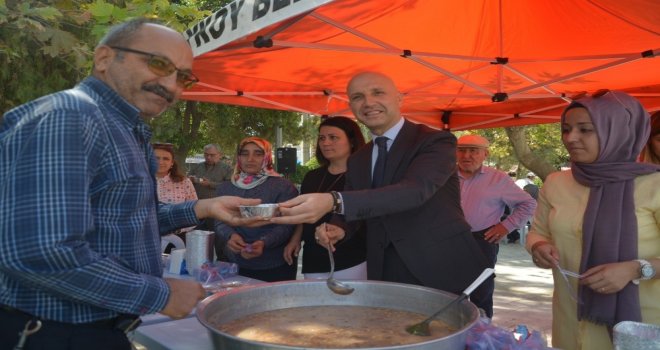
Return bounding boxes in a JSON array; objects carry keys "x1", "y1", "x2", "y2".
[{"x1": 340, "y1": 120, "x2": 488, "y2": 294}]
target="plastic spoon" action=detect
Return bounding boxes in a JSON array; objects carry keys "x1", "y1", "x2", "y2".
[{"x1": 555, "y1": 264, "x2": 583, "y2": 304}]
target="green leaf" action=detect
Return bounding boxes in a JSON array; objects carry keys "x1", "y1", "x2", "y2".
[
  {"x1": 15, "y1": 17, "x2": 45, "y2": 32},
  {"x1": 42, "y1": 44, "x2": 60, "y2": 57},
  {"x1": 0, "y1": 1, "x2": 9, "y2": 20},
  {"x1": 69, "y1": 10, "x2": 93, "y2": 26},
  {"x1": 28, "y1": 6, "x2": 62, "y2": 20},
  {"x1": 110, "y1": 6, "x2": 129, "y2": 21},
  {"x1": 34, "y1": 29, "x2": 54, "y2": 43},
  {"x1": 87, "y1": 1, "x2": 116, "y2": 19},
  {"x1": 49, "y1": 29, "x2": 77, "y2": 54},
  {"x1": 17, "y1": 2, "x2": 30, "y2": 13}
]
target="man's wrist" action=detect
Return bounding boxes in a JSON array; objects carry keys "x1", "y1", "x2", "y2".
[
  {"x1": 329, "y1": 191, "x2": 343, "y2": 214},
  {"x1": 192, "y1": 199, "x2": 206, "y2": 220}
]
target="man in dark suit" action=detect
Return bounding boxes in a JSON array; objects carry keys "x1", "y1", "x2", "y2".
[{"x1": 273, "y1": 71, "x2": 488, "y2": 294}]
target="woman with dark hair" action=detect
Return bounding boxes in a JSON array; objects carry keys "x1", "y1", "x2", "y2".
[
  {"x1": 526, "y1": 91, "x2": 659, "y2": 350},
  {"x1": 153, "y1": 143, "x2": 197, "y2": 204},
  {"x1": 214, "y1": 137, "x2": 299, "y2": 282},
  {"x1": 284, "y1": 116, "x2": 368, "y2": 279},
  {"x1": 640, "y1": 111, "x2": 660, "y2": 165},
  {"x1": 153, "y1": 143, "x2": 198, "y2": 250}
]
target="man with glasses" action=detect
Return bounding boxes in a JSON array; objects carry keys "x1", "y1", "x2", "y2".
[
  {"x1": 188, "y1": 143, "x2": 233, "y2": 200},
  {"x1": 0, "y1": 18, "x2": 262, "y2": 349}
]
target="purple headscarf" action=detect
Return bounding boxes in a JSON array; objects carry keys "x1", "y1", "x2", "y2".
[{"x1": 562, "y1": 91, "x2": 659, "y2": 327}]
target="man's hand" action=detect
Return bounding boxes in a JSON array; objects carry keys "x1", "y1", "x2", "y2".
[
  {"x1": 270, "y1": 193, "x2": 334, "y2": 225},
  {"x1": 314, "y1": 223, "x2": 345, "y2": 252},
  {"x1": 199, "y1": 177, "x2": 213, "y2": 187},
  {"x1": 195, "y1": 196, "x2": 270, "y2": 227},
  {"x1": 484, "y1": 223, "x2": 509, "y2": 243},
  {"x1": 160, "y1": 279, "x2": 205, "y2": 319}
]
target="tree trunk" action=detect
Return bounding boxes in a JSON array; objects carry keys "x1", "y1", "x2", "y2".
[
  {"x1": 505, "y1": 126, "x2": 557, "y2": 181},
  {"x1": 177, "y1": 101, "x2": 203, "y2": 172}
]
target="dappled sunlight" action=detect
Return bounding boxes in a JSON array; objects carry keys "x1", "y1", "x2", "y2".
[
  {"x1": 490, "y1": 244, "x2": 554, "y2": 344},
  {"x1": 512, "y1": 285, "x2": 555, "y2": 295},
  {"x1": 496, "y1": 265, "x2": 554, "y2": 284}
]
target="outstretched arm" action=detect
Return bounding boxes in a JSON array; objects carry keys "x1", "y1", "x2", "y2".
[
  {"x1": 194, "y1": 196, "x2": 270, "y2": 227},
  {"x1": 272, "y1": 193, "x2": 335, "y2": 225}
]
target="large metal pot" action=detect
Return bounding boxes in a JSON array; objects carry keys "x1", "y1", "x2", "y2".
[{"x1": 196, "y1": 280, "x2": 479, "y2": 350}]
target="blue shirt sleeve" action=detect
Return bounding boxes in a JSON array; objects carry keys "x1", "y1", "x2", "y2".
[{"x1": 0, "y1": 95, "x2": 169, "y2": 319}]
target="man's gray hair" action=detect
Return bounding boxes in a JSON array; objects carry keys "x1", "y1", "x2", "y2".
[
  {"x1": 204, "y1": 144, "x2": 221, "y2": 153},
  {"x1": 97, "y1": 18, "x2": 164, "y2": 49}
]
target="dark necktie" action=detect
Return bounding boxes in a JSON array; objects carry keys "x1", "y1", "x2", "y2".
[{"x1": 372, "y1": 136, "x2": 389, "y2": 188}]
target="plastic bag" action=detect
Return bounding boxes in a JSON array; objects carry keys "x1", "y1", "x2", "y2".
[
  {"x1": 192, "y1": 261, "x2": 239, "y2": 284},
  {"x1": 466, "y1": 317, "x2": 549, "y2": 350}
]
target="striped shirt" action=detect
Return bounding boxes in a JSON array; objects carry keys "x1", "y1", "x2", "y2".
[
  {"x1": 458, "y1": 166, "x2": 536, "y2": 232},
  {"x1": 0, "y1": 77, "x2": 199, "y2": 323}
]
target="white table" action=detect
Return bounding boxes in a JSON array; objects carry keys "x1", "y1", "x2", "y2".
[
  {"x1": 132, "y1": 275, "x2": 262, "y2": 350},
  {"x1": 132, "y1": 317, "x2": 213, "y2": 350}
]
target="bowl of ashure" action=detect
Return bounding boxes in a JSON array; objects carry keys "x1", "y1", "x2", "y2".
[
  {"x1": 239, "y1": 204, "x2": 279, "y2": 218},
  {"x1": 196, "y1": 280, "x2": 479, "y2": 350}
]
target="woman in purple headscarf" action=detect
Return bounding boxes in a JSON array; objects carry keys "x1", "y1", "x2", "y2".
[{"x1": 525, "y1": 90, "x2": 659, "y2": 350}]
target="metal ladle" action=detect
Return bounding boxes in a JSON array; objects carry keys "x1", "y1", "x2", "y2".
[
  {"x1": 325, "y1": 244, "x2": 354, "y2": 295},
  {"x1": 406, "y1": 268, "x2": 495, "y2": 336},
  {"x1": 322, "y1": 223, "x2": 354, "y2": 295}
]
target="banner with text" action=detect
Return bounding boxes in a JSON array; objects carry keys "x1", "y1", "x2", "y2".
[{"x1": 185, "y1": 0, "x2": 334, "y2": 57}]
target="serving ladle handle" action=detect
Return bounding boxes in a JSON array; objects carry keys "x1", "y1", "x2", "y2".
[
  {"x1": 323, "y1": 223, "x2": 354, "y2": 295},
  {"x1": 406, "y1": 268, "x2": 495, "y2": 336}
]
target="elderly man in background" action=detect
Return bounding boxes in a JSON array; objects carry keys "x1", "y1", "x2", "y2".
[
  {"x1": 456, "y1": 134, "x2": 537, "y2": 318},
  {"x1": 188, "y1": 143, "x2": 233, "y2": 199},
  {"x1": 0, "y1": 18, "x2": 261, "y2": 349},
  {"x1": 188, "y1": 143, "x2": 234, "y2": 242}
]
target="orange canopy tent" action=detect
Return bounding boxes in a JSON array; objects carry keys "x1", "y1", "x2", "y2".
[{"x1": 183, "y1": 0, "x2": 660, "y2": 130}]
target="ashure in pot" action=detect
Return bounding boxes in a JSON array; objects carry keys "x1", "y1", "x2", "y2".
[{"x1": 196, "y1": 280, "x2": 479, "y2": 350}]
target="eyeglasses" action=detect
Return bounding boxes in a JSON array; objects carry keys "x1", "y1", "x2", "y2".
[
  {"x1": 573, "y1": 89, "x2": 631, "y2": 117},
  {"x1": 109, "y1": 46, "x2": 199, "y2": 89}
]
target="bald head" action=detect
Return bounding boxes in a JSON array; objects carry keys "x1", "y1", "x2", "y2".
[
  {"x1": 346, "y1": 71, "x2": 403, "y2": 136},
  {"x1": 97, "y1": 18, "x2": 185, "y2": 49},
  {"x1": 347, "y1": 71, "x2": 397, "y2": 92}
]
